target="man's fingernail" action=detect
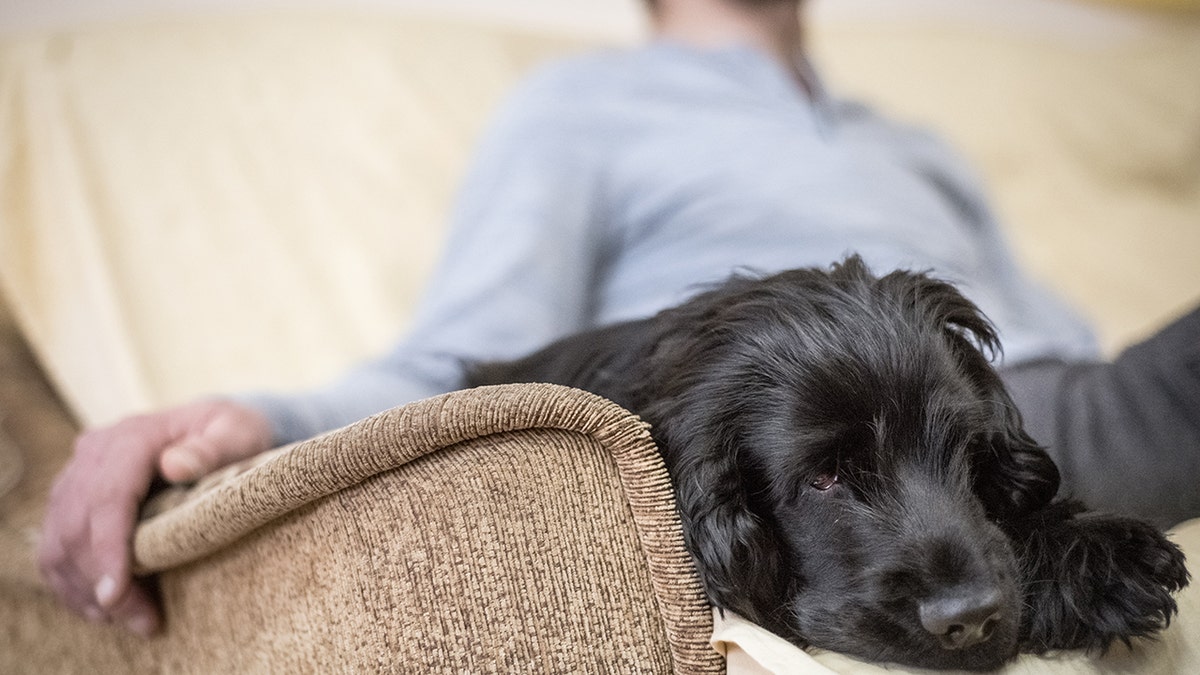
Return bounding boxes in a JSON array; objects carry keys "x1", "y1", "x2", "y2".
[
  {"x1": 94, "y1": 575, "x2": 118, "y2": 607},
  {"x1": 162, "y1": 448, "x2": 203, "y2": 479}
]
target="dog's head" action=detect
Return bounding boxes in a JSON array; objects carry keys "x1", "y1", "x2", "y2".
[{"x1": 641, "y1": 256, "x2": 1058, "y2": 670}]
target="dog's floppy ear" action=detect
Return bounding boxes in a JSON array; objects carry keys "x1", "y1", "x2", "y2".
[
  {"x1": 929, "y1": 291, "x2": 1060, "y2": 518},
  {"x1": 901, "y1": 272, "x2": 1060, "y2": 518},
  {"x1": 880, "y1": 268, "x2": 1003, "y2": 360},
  {"x1": 973, "y1": 379, "x2": 1061, "y2": 519},
  {"x1": 883, "y1": 267, "x2": 1060, "y2": 519},
  {"x1": 925, "y1": 286, "x2": 1060, "y2": 519},
  {"x1": 647, "y1": 393, "x2": 790, "y2": 632}
]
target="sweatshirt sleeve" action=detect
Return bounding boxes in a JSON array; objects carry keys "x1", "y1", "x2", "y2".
[{"x1": 241, "y1": 66, "x2": 610, "y2": 444}]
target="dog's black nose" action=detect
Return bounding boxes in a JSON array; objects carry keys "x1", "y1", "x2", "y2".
[{"x1": 918, "y1": 587, "x2": 1003, "y2": 650}]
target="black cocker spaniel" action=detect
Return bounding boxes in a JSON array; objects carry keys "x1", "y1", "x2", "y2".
[{"x1": 468, "y1": 256, "x2": 1189, "y2": 671}]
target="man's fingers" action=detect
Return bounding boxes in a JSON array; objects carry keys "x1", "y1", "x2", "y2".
[
  {"x1": 41, "y1": 563, "x2": 100, "y2": 619},
  {"x1": 39, "y1": 478, "x2": 106, "y2": 619},
  {"x1": 159, "y1": 403, "x2": 272, "y2": 483},
  {"x1": 44, "y1": 564, "x2": 159, "y2": 635},
  {"x1": 40, "y1": 399, "x2": 271, "y2": 636},
  {"x1": 105, "y1": 579, "x2": 161, "y2": 636},
  {"x1": 159, "y1": 440, "x2": 210, "y2": 483},
  {"x1": 88, "y1": 499, "x2": 137, "y2": 601},
  {"x1": 41, "y1": 503, "x2": 161, "y2": 635}
]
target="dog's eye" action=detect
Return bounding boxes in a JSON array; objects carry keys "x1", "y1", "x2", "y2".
[{"x1": 810, "y1": 473, "x2": 839, "y2": 491}]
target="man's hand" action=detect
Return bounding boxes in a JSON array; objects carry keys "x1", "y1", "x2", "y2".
[{"x1": 38, "y1": 399, "x2": 273, "y2": 636}]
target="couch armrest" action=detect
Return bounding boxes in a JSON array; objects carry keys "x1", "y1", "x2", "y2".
[{"x1": 4, "y1": 383, "x2": 722, "y2": 672}]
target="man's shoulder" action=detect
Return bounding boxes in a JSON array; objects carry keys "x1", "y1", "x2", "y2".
[
  {"x1": 480, "y1": 46, "x2": 656, "y2": 145},
  {"x1": 513, "y1": 46, "x2": 648, "y2": 104}
]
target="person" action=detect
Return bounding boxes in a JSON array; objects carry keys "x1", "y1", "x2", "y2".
[{"x1": 39, "y1": 0, "x2": 1200, "y2": 640}]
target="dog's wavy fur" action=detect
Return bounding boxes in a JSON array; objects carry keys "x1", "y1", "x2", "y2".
[{"x1": 468, "y1": 256, "x2": 1188, "y2": 670}]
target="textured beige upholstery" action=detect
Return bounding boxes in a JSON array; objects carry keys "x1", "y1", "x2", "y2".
[{"x1": 1, "y1": 380, "x2": 723, "y2": 673}]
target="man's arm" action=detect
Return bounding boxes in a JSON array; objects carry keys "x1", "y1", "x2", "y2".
[
  {"x1": 242, "y1": 68, "x2": 611, "y2": 444},
  {"x1": 39, "y1": 59, "x2": 610, "y2": 633}
]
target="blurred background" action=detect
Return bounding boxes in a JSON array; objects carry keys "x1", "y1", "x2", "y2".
[
  {"x1": 4, "y1": 0, "x2": 1192, "y2": 39},
  {"x1": 1, "y1": 0, "x2": 1198, "y2": 427}
]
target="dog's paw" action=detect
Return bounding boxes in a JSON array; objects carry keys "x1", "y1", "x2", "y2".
[{"x1": 1017, "y1": 511, "x2": 1189, "y2": 653}]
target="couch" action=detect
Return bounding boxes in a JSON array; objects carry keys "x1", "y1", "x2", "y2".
[{"x1": 2, "y1": 5, "x2": 1199, "y2": 673}]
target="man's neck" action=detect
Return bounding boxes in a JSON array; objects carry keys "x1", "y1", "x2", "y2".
[{"x1": 650, "y1": 0, "x2": 807, "y2": 87}]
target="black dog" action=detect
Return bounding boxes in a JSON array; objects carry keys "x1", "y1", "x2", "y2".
[{"x1": 467, "y1": 256, "x2": 1188, "y2": 670}]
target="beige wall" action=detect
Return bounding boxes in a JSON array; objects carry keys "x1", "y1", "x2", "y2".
[
  {"x1": 3, "y1": 0, "x2": 646, "y2": 38},
  {"x1": 0, "y1": 0, "x2": 1146, "y2": 39}
]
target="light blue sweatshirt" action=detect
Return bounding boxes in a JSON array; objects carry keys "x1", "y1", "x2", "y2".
[{"x1": 247, "y1": 42, "x2": 1098, "y2": 445}]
